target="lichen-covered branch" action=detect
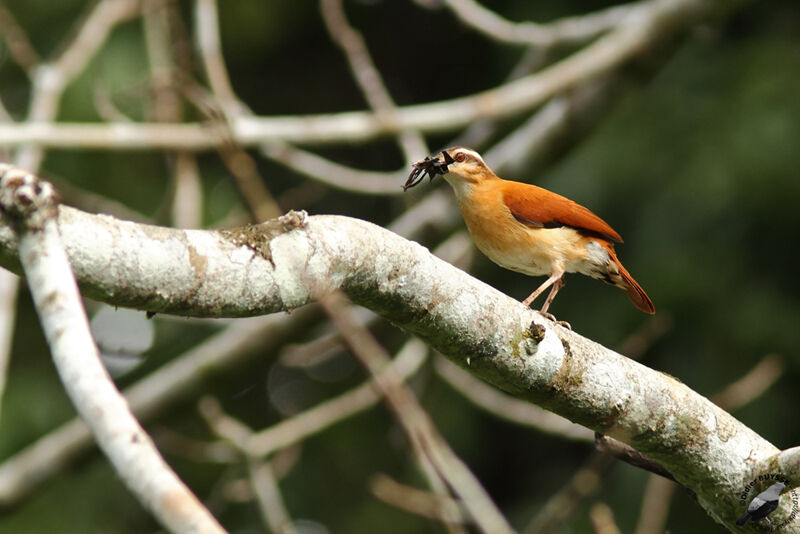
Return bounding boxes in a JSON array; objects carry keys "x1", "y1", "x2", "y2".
[{"x1": 0, "y1": 204, "x2": 790, "y2": 530}]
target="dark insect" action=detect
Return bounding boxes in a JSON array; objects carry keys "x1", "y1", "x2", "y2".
[{"x1": 403, "y1": 151, "x2": 455, "y2": 191}]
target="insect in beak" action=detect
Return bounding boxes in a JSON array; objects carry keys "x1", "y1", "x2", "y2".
[{"x1": 403, "y1": 151, "x2": 454, "y2": 191}]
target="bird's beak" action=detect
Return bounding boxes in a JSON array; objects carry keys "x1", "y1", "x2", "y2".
[
  {"x1": 403, "y1": 151, "x2": 452, "y2": 191},
  {"x1": 440, "y1": 150, "x2": 454, "y2": 168}
]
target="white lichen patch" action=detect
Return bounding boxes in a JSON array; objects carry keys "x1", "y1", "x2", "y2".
[
  {"x1": 269, "y1": 231, "x2": 314, "y2": 308},
  {"x1": 522, "y1": 318, "x2": 567, "y2": 380}
]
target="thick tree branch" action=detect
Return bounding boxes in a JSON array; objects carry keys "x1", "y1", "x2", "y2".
[
  {"x1": 0, "y1": 205, "x2": 789, "y2": 530},
  {"x1": 0, "y1": 188, "x2": 459, "y2": 506}
]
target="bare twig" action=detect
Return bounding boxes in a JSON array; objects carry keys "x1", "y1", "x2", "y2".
[
  {"x1": 194, "y1": 0, "x2": 241, "y2": 117},
  {"x1": 451, "y1": 46, "x2": 554, "y2": 151},
  {"x1": 1, "y1": 4, "x2": 137, "y2": 423},
  {"x1": 0, "y1": 97, "x2": 11, "y2": 125},
  {"x1": 143, "y1": 0, "x2": 181, "y2": 123},
  {"x1": 633, "y1": 475, "x2": 675, "y2": 534},
  {"x1": 52, "y1": 0, "x2": 141, "y2": 83},
  {"x1": 246, "y1": 338, "x2": 428, "y2": 458},
  {"x1": 248, "y1": 461, "x2": 299, "y2": 534},
  {"x1": 260, "y1": 140, "x2": 404, "y2": 195},
  {"x1": 154, "y1": 427, "x2": 239, "y2": 464},
  {"x1": 171, "y1": 152, "x2": 204, "y2": 228},
  {"x1": 193, "y1": 0, "x2": 280, "y2": 220},
  {"x1": 199, "y1": 398, "x2": 299, "y2": 534},
  {"x1": 92, "y1": 83, "x2": 135, "y2": 122},
  {"x1": 0, "y1": 269, "x2": 18, "y2": 422},
  {"x1": 435, "y1": 356, "x2": 593, "y2": 441},
  {"x1": 219, "y1": 146, "x2": 282, "y2": 221},
  {"x1": 0, "y1": 1, "x2": 41, "y2": 75},
  {"x1": 613, "y1": 314, "x2": 674, "y2": 361},
  {"x1": 142, "y1": 0, "x2": 206, "y2": 229},
  {"x1": 589, "y1": 502, "x2": 622, "y2": 534},
  {"x1": 440, "y1": 0, "x2": 640, "y2": 47},
  {"x1": 711, "y1": 354, "x2": 784, "y2": 411},
  {"x1": 370, "y1": 473, "x2": 467, "y2": 525},
  {"x1": 485, "y1": 77, "x2": 623, "y2": 176},
  {"x1": 0, "y1": 0, "x2": 141, "y2": 428},
  {"x1": 262, "y1": 334, "x2": 468, "y2": 534},
  {"x1": 41, "y1": 171, "x2": 153, "y2": 222},
  {"x1": 197, "y1": 0, "x2": 415, "y2": 198},
  {"x1": 186, "y1": 83, "x2": 282, "y2": 221},
  {"x1": 0, "y1": 311, "x2": 319, "y2": 506},
  {"x1": 523, "y1": 453, "x2": 614, "y2": 534},
  {"x1": 594, "y1": 434, "x2": 674, "y2": 481},
  {"x1": 279, "y1": 328, "x2": 351, "y2": 369},
  {"x1": 0, "y1": 0, "x2": 735, "y2": 150},
  {"x1": 0, "y1": 8, "x2": 19, "y2": 376},
  {"x1": 0, "y1": 165, "x2": 226, "y2": 533},
  {"x1": 18, "y1": 0, "x2": 139, "y2": 170},
  {"x1": 321, "y1": 0, "x2": 427, "y2": 162},
  {"x1": 318, "y1": 291, "x2": 513, "y2": 534}
]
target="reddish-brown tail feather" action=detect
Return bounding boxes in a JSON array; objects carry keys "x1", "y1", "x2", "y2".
[{"x1": 614, "y1": 257, "x2": 655, "y2": 314}]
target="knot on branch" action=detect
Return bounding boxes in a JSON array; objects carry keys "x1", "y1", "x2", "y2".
[
  {"x1": 219, "y1": 209, "x2": 309, "y2": 264},
  {"x1": 276, "y1": 209, "x2": 308, "y2": 230},
  {"x1": 0, "y1": 164, "x2": 58, "y2": 231}
]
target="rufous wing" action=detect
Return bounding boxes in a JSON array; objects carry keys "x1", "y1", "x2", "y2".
[{"x1": 501, "y1": 180, "x2": 623, "y2": 243}]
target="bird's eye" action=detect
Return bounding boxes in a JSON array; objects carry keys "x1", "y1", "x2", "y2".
[{"x1": 455, "y1": 152, "x2": 466, "y2": 162}]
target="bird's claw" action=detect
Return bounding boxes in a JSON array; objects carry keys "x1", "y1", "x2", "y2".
[{"x1": 537, "y1": 311, "x2": 571, "y2": 330}]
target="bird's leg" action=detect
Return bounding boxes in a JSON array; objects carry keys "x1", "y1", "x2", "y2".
[
  {"x1": 522, "y1": 268, "x2": 571, "y2": 329},
  {"x1": 540, "y1": 276, "x2": 565, "y2": 315},
  {"x1": 521, "y1": 269, "x2": 563, "y2": 308},
  {"x1": 541, "y1": 278, "x2": 572, "y2": 329},
  {"x1": 522, "y1": 266, "x2": 565, "y2": 310}
]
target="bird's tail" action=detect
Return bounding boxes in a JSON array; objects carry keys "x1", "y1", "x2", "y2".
[
  {"x1": 736, "y1": 512, "x2": 751, "y2": 525},
  {"x1": 607, "y1": 251, "x2": 655, "y2": 314}
]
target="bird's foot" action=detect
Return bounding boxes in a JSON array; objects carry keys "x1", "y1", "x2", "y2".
[{"x1": 537, "y1": 311, "x2": 571, "y2": 330}]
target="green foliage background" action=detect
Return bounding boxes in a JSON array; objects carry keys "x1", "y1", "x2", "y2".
[{"x1": 0, "y1": 0, "x2": 799, "y2": 532}]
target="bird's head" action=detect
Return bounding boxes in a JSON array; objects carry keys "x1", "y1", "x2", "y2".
[{"x1": 403, "y1": 147, "x2": 495, "y2": 192}]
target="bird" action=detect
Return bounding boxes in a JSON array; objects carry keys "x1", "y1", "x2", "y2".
[
  {"x1": 403, "y1": 147, "x2": 655, "y2": 315},
  {"x1": 737, "y1": 481, "x2": 785, "y2": 526}
]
